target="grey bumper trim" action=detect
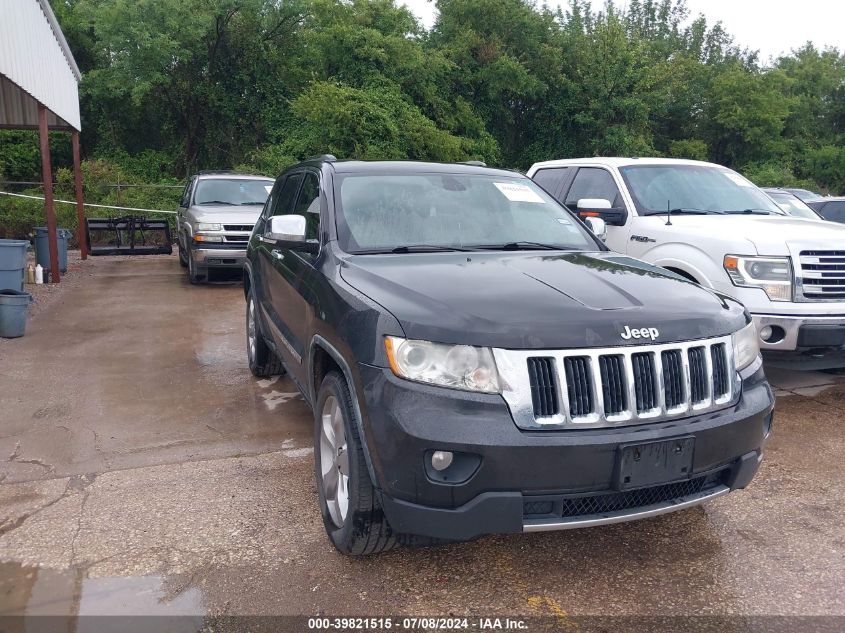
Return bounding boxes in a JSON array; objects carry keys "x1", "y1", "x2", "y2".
[
  {"x1": 522, "y1": 485, "x2": 730, "y2": 532},
  {"x1": 753, "y1": 313, "x2": 845, "y2": 351}
]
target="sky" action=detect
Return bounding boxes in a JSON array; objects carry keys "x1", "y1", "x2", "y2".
[{"x1": 400, "y1": 0, "x2": 844, "y2": 62}]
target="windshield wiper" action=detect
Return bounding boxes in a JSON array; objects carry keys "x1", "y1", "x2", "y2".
[
  {"x1": 645, "y1": 208, "x2": 723, "y2": 216},
  {"x1": 724, "y1": 208, "x2": 777, "y2": 215},
  {"x1": 197, "y1": 200, "x2": 235, "y2": 205},
  {"x1": 355, "y1": 245, "x2": 473, "y2": 254},
  {"x1": 479, "y1": 241, "x2": 576, "y2": 251},
  {"x1": 240, "y1": 201, "x2": 267, "y2": 205}
]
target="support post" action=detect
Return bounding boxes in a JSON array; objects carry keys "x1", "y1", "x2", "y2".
[
  {"x1": 72, "y1": 130, "x2": 87, "y2": 259},
  {"x1": 38, "y1": 103, "x2": 60, "y2": 283}
]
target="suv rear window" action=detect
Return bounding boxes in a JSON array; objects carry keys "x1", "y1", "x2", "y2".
[{"x1": 334, "y1": 174, "x2": 597, "y2": 253}]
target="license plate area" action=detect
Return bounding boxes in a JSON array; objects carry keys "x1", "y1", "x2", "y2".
[{"x1": 616, "y1": 437, "x2": 695, "y2": 490}]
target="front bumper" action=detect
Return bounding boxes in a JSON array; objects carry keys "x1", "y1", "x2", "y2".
[
  {"x1": 190, "y1": 245, "x2": 247, "y2": 267},
  {"x1": 753, "y1": 313, "x2": 845, "y2": 352},
  {"x1": 357, "y1": 364, "x2": 774, "y2": 540}
]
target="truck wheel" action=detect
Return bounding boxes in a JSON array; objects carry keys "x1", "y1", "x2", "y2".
[
  {"x1": 187, "y1": 251, "x2": 206, "y2": 284},
  {"x1": 246, "y1": 290, "x2": 284, "y2": 377},
  {"x1": 315, "y1": 371, "x2": 396, "y2": 555},
  {"x1": 178, "y1": 237, "x2": 188, "y2": 268}
]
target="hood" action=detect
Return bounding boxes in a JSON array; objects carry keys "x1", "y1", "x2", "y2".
[
  {"x1": 187, "y1": 204, "x2": 264, "y2": 223},
  {"x1": 339, "y1": 251, "x2": 746, "y2": 349},
  {"x1": 639, "y1": 214, "x2": 845, "y2": 256}
]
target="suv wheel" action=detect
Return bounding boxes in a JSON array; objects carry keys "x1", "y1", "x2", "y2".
[
  {"x1": 246, "y1": 289, "x2": 284, "y2": 377},
  {"x1": 315, "y1": 372, "x2": 396, "y2": 555},
  {"x1": 178, "y1": 236, "x2": 188, "y2": 268},
  {"x1": 187, "y1": 249, "x2": 206, "y2": 284}
]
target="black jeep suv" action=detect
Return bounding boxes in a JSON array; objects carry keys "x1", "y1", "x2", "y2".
[{"x1": 243, "y1": 156, "x2": 775, "y2": 556}]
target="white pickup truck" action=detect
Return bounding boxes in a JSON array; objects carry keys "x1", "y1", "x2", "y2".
[{"x1": 527, "y1": 157, "x2": 845, "y2": 368}]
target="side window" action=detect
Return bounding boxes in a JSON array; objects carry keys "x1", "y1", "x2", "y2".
[
  {"x1": 180, "y1": 178, "x2": 194, "y2": 207},
  {"x1": 565, "y1": 168, "x2": 623, "y2": 209},
  {"x1": 821, "y1": 201, "x2": 845, "y2": 223},
  {"x1": 531, "y1": 167, "x2": 569, "y2": 199},
  {"x1": 270, "y1": 173, "x2": 303, "y2": 217},
  {"x1": 292, "y1": 173, "x2": 321, "y2": 241}
]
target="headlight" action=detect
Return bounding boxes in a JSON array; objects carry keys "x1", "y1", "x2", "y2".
[
  {"x1": 732, "y1": 321, "x2": 760, "y2": 371},
  {"x1": 197, "y1": 223, "x2": 222, "y2": 231},
  {"x1": 384, "y1": 336, "x2": 500, "y2": 393},
  {"x1": 724, "y1": 255, "x2": 792, "y2": 301}
]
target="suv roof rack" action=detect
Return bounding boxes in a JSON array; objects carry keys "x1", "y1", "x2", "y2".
[{"x1": 461, "y1": 160, "x2": 486, "y2": 167}]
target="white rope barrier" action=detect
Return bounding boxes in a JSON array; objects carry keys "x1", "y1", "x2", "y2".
[{"x1": 0, "y1": 190, "x2": 178, "y2": 215}]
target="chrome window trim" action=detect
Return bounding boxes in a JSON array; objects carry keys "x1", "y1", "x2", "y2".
[{"x1": 494, "y1": 334, "x2": 737, "y2": 430}]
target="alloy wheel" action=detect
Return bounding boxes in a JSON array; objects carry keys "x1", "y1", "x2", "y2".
[{"x1": 320, "y1": 395, "x2": 349, "y2": 527}]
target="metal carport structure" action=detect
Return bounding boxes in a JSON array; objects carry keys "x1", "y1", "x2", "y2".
[{"x1": 0, "y1": 0, "x2": 86, "y2": 282}]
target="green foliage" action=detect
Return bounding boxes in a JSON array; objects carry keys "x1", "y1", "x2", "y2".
[
  {"x1": 2, "y1": 0, "x2": 844, "y2": 242},
  {"x1": 669, "y1": 139, "x2": 708, "y2": 161}
]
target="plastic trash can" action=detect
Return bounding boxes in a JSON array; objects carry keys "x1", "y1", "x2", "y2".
[
  {"x1": 0, "y1": 239, "x2": 28, "y2": 292},
  {"x1": 0, "y1": 289, "x2": 33, "y2": 338},
  {"x1": 35, "y1": 227, "x2": 73, "y2": 273}
]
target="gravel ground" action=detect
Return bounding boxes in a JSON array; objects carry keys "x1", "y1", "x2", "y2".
[{"x1": 0, "y1": 254, "x2": 842, "y2": 632}]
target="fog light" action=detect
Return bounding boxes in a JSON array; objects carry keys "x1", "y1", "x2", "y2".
[
  {"x1": 759, "y1": 325, "x2": 773, "y2": 341},
  {"x1": 431, "y1": 450, "x2": 453, "y2": 471}
]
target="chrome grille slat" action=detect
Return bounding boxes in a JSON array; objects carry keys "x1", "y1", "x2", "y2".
[
  {"x1": 798, "y1": 250, "x2": 845, "y2": 299},
  {"x1": 495, "y1": 335, "x2": 738, "y2": 430}
]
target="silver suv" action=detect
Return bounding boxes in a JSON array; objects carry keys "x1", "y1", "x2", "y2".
[{"x1": 177, "y1": 171, "x2": 274, "y2": 283}]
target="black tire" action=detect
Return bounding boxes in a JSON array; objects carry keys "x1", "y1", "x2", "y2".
[
  {"x1": 187, "y1": 249, "x2": 206, "y2": 284},
  {"x1": 246, "y1": 288, "x2": 284, "y2": 377},
  {"x1": 315, "y1": 371, "x2": 396, "y2": 555},
  {"x1": 178, "y1": 236, "x2": 188, "y2": 268}
]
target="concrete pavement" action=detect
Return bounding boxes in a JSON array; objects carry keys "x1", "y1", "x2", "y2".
[{"x1": 0, "y1": 255, "x2": 843, "y2": 627}]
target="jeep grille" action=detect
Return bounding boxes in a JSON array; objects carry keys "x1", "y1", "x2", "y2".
[{"x1": 494, "y1": 335, "x2": 736, "y2": 430}]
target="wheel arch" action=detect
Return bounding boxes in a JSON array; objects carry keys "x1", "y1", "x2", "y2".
[{"x1": 309, "y1": 335, "x2": 378, "y2": 485}]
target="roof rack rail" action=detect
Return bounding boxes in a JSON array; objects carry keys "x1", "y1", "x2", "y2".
[
  {"x1": 461, "y1": 160, "x2": 486, "y2": 167},
  {"x1": 305, "y1": 154, "x2": 337, "y2": 162}
]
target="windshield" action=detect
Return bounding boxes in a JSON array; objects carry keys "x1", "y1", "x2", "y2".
[
  {"x1": 786, "y1": 188, "x2": 823, "y2": 203},
  {"x1": 767, "y1": 192, "x2": 822, "y2": 219},
  {"x1": 334, "y1": 173, "x2": 599, "y2": 253},
  {"x1": 194, "y1": 178, "x2": 273, "y2": 206},
  {"x1": 619, "y1": 165, "x2": 782, "y2": 215}
]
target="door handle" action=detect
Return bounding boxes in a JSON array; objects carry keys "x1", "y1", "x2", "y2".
[{"x1": 271, "y1": 249, "x2": 284, "y2": 260}]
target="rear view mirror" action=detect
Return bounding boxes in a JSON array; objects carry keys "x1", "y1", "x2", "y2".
[
  {"x1": 576, "y1": 198, "x2": 628, "y2": 226},
  {"x1": 268, "y1": 215, "x2": 306, "y2": 242},
  {"x1": 584, "y1": 216, "x2": 607, "y2": 242}
]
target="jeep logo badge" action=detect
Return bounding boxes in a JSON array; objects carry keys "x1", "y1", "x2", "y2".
[{"x1": 621, "y1": 325, "x2": 660, "y2": 341}]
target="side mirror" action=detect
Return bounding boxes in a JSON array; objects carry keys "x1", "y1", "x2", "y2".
[
  {"x1": 268, "y1": 215, "x2": 306, "y2": 242},
  {"x1": 584, "y1": 216, "x2": 607, "y2": 242},
  {"x1": 267, "y1": 215, "x2": 318, "y2": 253},
  {"x1": 180, "y1": 195, "x2": 189, "y2": 208},
  {"x1": 577, "y1": 198, "x2": 628, "y2": 226}
]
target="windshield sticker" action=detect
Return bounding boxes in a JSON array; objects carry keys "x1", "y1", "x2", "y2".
[
  {"x1": 724, "y1": 173, "x2": 752, "y2": 187},
  {"x1": 265, "y1": 185, "x2": 273, "y2": 194},
  {"x1": 494, "y1": 182, "x2": 544, "y2": 203}
]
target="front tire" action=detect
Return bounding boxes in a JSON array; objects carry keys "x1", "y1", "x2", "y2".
[
  {"x1": 178, "y1": 235, "x2": 188, "y2": 268},
  {"x1": 246, "y1": 289, "x2": 284, "y2": 377},
  {"x1": 187, "y1": 249, "x2": 206, "y2": 284},
  {"x1": 315, "y1": 372, "x2": 396, "y2": 555}
]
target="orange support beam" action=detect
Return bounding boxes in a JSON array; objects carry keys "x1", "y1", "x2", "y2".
[
  {"x1": 38, "y1": 103, "x2": 61, "y2": 283},
  {"x1": 72, "y1": 130, "x2": 87, "y2": 259}
]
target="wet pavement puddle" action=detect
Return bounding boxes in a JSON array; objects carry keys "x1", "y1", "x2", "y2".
[{"x1": 0, "y1": 562, "x2": 204, "y2": 632}]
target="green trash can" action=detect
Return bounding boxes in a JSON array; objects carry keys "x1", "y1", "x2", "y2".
[
  {"x1": 35, "y1": 227, "x2": 73, "y2": 273},
  {"x1": 0, "y1": 239, "x2": 28, "y2": 292},
  {"x1": 0, "y1": 289, "x2": 33, "y2": 338}
]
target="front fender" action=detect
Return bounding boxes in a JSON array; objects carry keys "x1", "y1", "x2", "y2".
[{"x1": 641, "y1": 244, "x2": 728, "y2": 289}]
